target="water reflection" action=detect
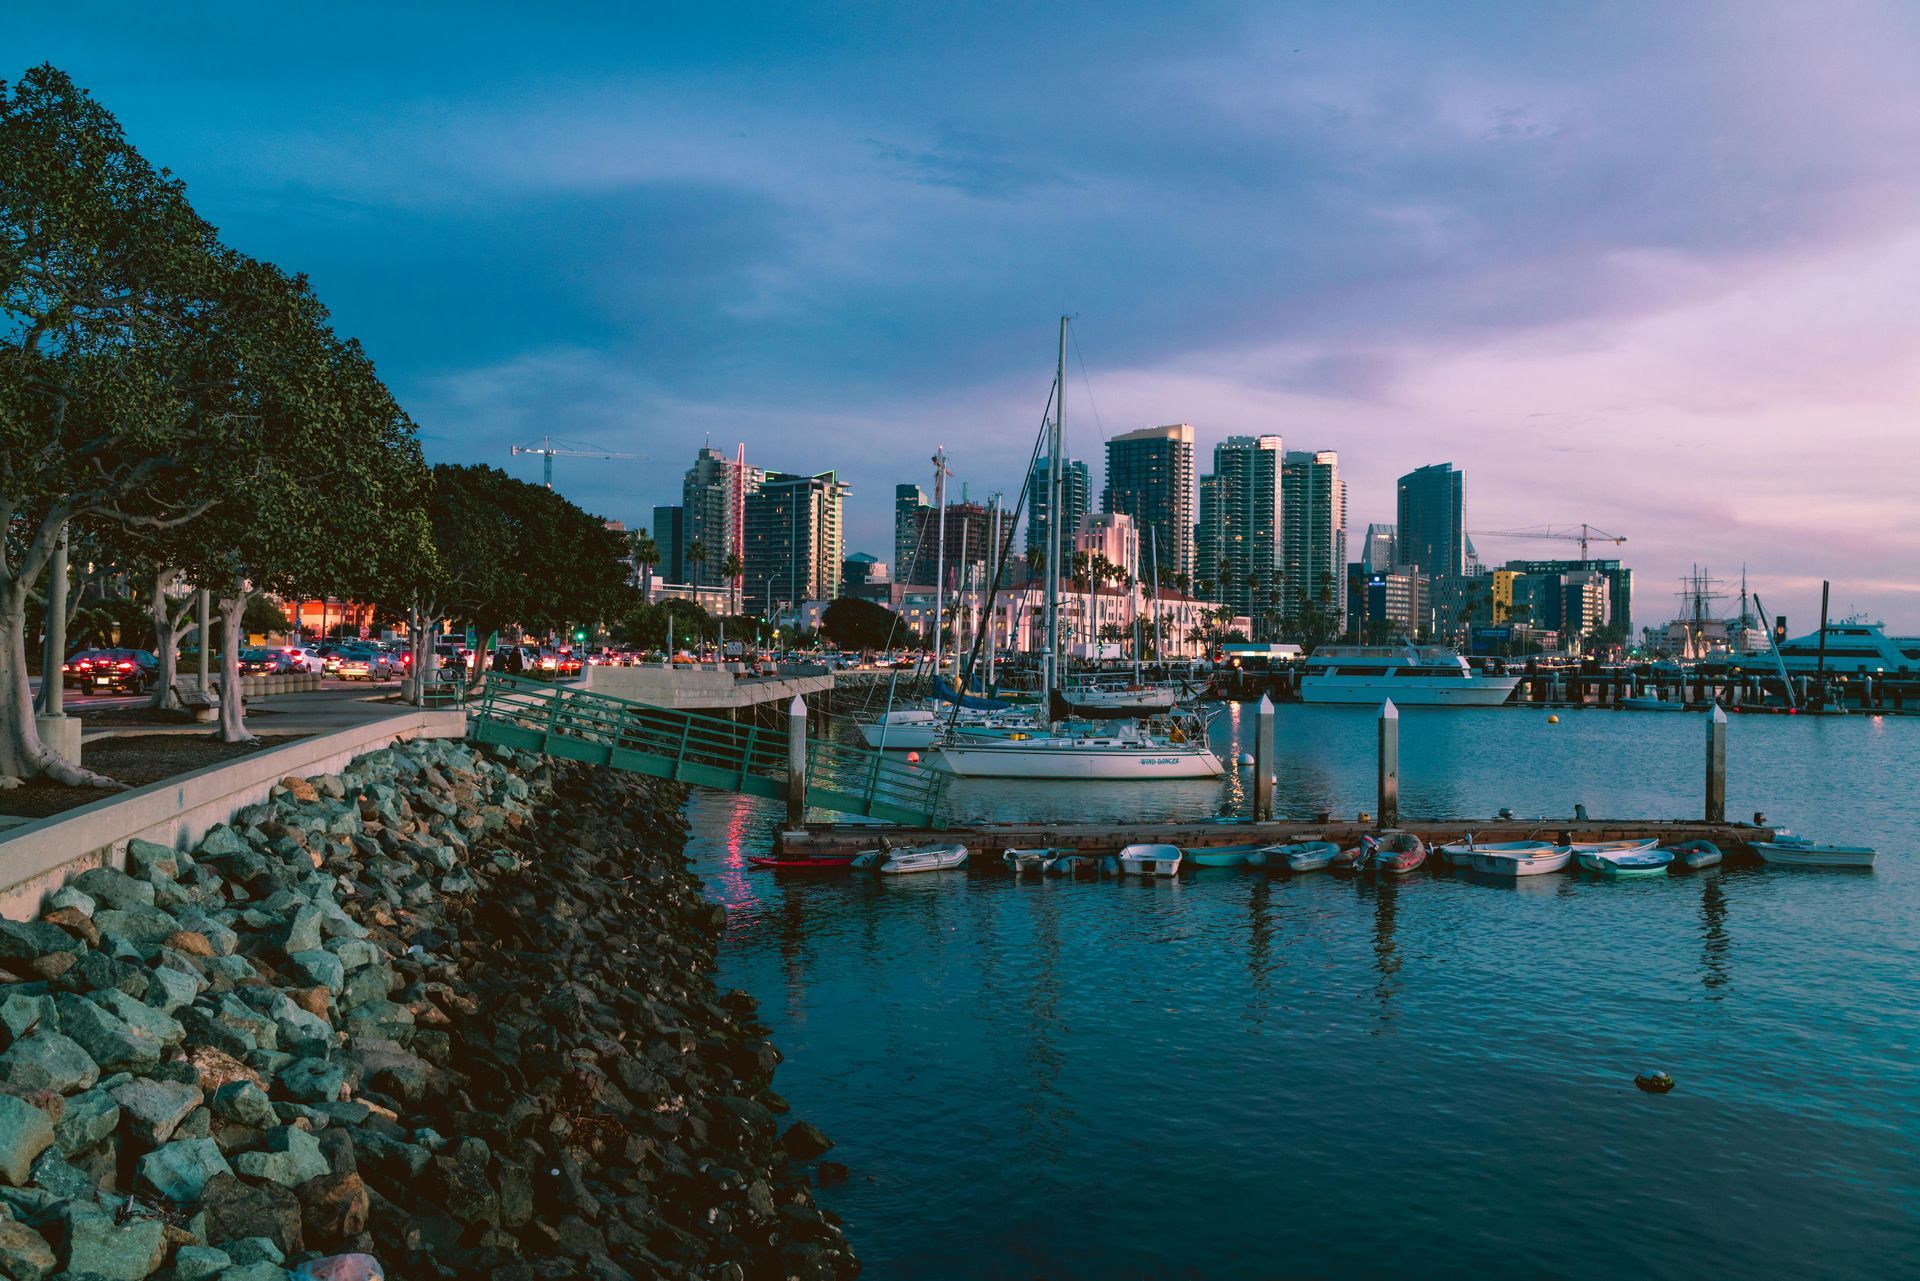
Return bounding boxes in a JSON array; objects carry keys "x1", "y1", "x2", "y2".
[
  {"x1": 1699, "y1": 872, "x2": 1731, "y2": 999},
  {"x1": 1366, "y1": 880, "x2": 1401, "y2": 1033}
]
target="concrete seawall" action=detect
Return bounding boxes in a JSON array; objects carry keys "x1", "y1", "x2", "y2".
[
  {"x1": 0, "y1": 707, "x2": 466, "y2": 920},
  {"x1": 583, "y1": 662, "x2": 833, "y2": 710}
]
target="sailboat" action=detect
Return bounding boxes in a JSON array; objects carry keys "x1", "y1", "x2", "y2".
[{"x1": 931, "y1": 318, "x2": 1223, "y2": 782}]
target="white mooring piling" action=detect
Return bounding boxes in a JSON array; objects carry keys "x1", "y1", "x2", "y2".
[{"x1": 1377, "y1": 699, "x2": 1400, "y2": 829}]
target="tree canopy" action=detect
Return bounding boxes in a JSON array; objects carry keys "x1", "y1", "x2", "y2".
[{"x1": 820, "y1": 597, "x2": 907, "y2": 652}]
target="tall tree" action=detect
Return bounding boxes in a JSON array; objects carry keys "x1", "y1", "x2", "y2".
[
  {"x1": 628, "y1": 528, "x2": 659, "y2": 595},
  {"x1": 720, "y1": 550, "x2": 742, "y2": 618},
  {"x1": 0, "y1": 65, "x2": 236, "y2": 784}
]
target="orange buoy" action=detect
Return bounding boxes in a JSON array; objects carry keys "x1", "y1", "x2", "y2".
[{"x1": 907, "y1": 751, "x2": 921, "y2": 763}]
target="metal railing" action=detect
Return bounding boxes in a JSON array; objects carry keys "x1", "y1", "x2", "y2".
[{"x1": 469, "y1": 674, "x2": 946, "y2": 826}]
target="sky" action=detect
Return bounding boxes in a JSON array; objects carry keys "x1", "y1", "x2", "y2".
[{"x1": 8, "y1": 2, "x2": 1919, "y2": 631}]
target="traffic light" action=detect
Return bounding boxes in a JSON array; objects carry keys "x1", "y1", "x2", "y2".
[{"x1": 573, "y1": 629, "x2": 587, "y2": 643}]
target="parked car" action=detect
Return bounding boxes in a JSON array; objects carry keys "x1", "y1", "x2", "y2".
[
  {"x1": 71, "y1": 648, "x2": 160, "y2": 694},
  {"x1": 61, "y1": 649, "x2": 108, "y2": 689},
  {"x1": 274, "y1": 646, "x2": 329, "y2": 674},
  {"x1": 239, "y1": 647, "x2": 298, "y2": 675}
]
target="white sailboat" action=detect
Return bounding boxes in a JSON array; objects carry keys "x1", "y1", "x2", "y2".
[{"x1": 931, "y1": 318, "x2": 1224, "y2": 782}]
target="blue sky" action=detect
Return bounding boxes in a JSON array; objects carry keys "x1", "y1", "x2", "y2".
[{"x1": 10, "y1": 2, "x2": 1920, "y2": 629}]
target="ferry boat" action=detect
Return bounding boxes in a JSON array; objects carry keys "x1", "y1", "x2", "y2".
[
  {"x1": 1299, "y1": 645, "x2": 1522, "y2": 707},
  {"x1": 1767, "y1": 619, "x2": 1920, "y2": 674}
]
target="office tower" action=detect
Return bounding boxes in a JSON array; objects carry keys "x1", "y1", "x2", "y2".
[
  {"x1": 1360, "y1": 523, "x2": 1397, "y2": 574},
  {"x1": 1025, "y1": 456, "x2": 1091, "y2": 564},
  {"x1": 1194, "y1": 435, "x2": 1282, "y2": 621},
  {"x1": 1281, "y1": 450, "x2": 1348, "y2": 624},
  {"x1": 743, "y1": 471, "x2": 852, "y2": 613},
  {"x1": 902, "y1": 501, "x2": 993, "y2": 589},
  {"x1": 1395, "y1": 463, "x2": 1464, "y2": 578},
  {"x1": 894, "y1": 484, "x2": 929, "y2": 584},
  {"x1": 1104, "y1": 423, "x2": 1194, "y2": 579},
  {"x1": 682, "y1": 446, "x2": 763, "y2": 586},
  {"x1": 650, "y1": 505, "x2": 687, "y2": 585}
]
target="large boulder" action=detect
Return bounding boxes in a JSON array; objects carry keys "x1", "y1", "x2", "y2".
[
  {"x1": 51, "y1": 995, "x2": 161, "y2": 1075},
  {"x1": 200, "y1": 1171, "x2": 304, "y2": 1257},
  {"x1": 0, "y1": 1031, "x2": 99, "y2": 1093},
  {"x1": 109, "y1": 1078, "x2": 203, "y2": 1147},
  {"x1": 0, "y1": 1096, "x2": 54, "y2": 1185},
  {"x1": 137, "y1": 1136, "x2": 233, "y2": 1204},
  {"x1": 0, "y1": 1215, "x2": 56, "y2": 1280},
  {"x1": 62, "y1": 1199, "x2": 168, "y2": 1281}
]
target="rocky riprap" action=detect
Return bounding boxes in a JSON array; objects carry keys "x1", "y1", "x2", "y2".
[{"x1": 0, "y1": 736, "x2": 856, "y2": 1280}]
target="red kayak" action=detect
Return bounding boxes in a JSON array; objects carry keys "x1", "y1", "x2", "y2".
[{"x1": 747, "y1": 855, "x2": 855, "y2": 871}]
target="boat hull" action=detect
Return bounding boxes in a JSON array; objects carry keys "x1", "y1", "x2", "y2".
[
  {"x1": 747, "y1": 855, "x2": 854, "y2": 871},
  {"x1": 1299, "y1": 677, "x2": 1520, "y2": 706},
  {"x1": 1470, "y1": 847, "x2": 1574, "y2": 876},
  {"x1": 1116, "y1": 843, "x2": 1183, "y2": 876},
  {"x1": 1754, "y1": 842, "x2": 1875, "y2": 868},
  {"x1": 931, "y1": 742, "x2": 1224, "y2": 780},
  {"x1": 1182, "y1": 843, "x2": 1261, "y2": 868}
]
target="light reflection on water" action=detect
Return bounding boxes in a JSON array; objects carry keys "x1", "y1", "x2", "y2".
[{"x1": 691, "y1": 706, "x2": 1920, "y2": 1279}]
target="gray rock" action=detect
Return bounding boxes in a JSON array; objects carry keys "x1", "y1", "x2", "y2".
[
  {"x1": 211, "y1": 1082, "x2": 276, "y2": 1129},
  {"x1": 283, "y1": 952, "x2": 343, "y2": 995},
  {"x1": 70, "y1": 867, "x2": 156, "y2": 912},
  {"x1": 137, "y1": 1136, "x2": 232, "y2": 1203},
  {"x1": 196, "y1": 826, "x2": 257, "y2": 860},
  {"x1": 274, "y1": 1060, "x2": 345, "y2": 1104},
  {"x1": 46, "y1": 884, "x2": 97, "y2": 917},
  {"x1": 124, "y1": 838, "x2": 182, "y2": 881},
  {"x1": 52, "y1": 994, "x2": 161, "y2": 1075},
  {"x1": 220, "y1": 1261, "x2": 289, "y2": 1281},
  {"x1": 0, "y1": 921, "x2": 85, "y2": 964},
  {"x1": 0, "y1": 993, "x2": 56, "y2": 1044},
  {"x1": 170, "y1": 909, "x2": 239, "y2": 957},
  {"x1": 88, "y1": 991, "x2": 184, "y2": 1049},
  {"x1": 143, "y1": 965, "x2": 200, "y2": 1014},
  {"x1": 90, "y1": 904, "x2": 183, "y2": 954},
  {"x1": 0, "y1": 1096, "x2": 55, "y2": 1185},
  {"x1": 324, "y1": 940, "x2": 378, "y2": 973},
  {"x1": 109, "y1": 1077, "x2": 203, "y2": 1146},
  {"x1": 28, "y1": 1144, "x2": 92, "y2": 1199},
  {"x1": 232, "y1": 1126, "x2": 328, "y2": 1188},
  {"x1": 52, "y1": 1087, "x2": 120, "y2": 1155},
  {"x1": 171, "y1": 1244, "x2": 231, "y2": 1281},
  {"x1": 0, "y1": 1031, "x2": 99, "y2": 1093},
  {"x1": 64, "y1": 1198, "x2": 168, "y2": 1281},
  {"x1": 0, "y1": 1214, "x2": 56, "y2": 1281}
]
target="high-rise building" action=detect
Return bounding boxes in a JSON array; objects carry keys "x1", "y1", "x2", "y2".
[
  {"x1": 1281, "y1": 450, "x2": 1348, "y2": 624},
  {"x1": 902, "y1": 501, "x2": 993, "y2": 589},
  {"x1": 682, "y1": 446, "x2": 763, "y2": 586},
  {"x1": 1025, "y1": 456, "x2": 1091, "y2": 565},
  {"x1": 1395, "y1": 463, "x2": 1464, "y2": 578},
  {"x1": 743, "y1": 471, "x2": 852, "y2": 613},
  {"x1": 1104, "y1": 424, "x2": 1195, "y2": 579},
  {"x1": 1194, "y1": 435, "x2": 1282, "y2": 621},
  {"x1": 1499, "y1": 558, "x2": 1632, "y2": 638},
  {"x1": 893, "y1": 484, "x2": 929, "y2": 584},
  {"x1": 1360, "y1": 523, "x2": 1397, "y2": 574},
  {"x1": 650, "y1": 505, "x2": 687, "y2": 585}
]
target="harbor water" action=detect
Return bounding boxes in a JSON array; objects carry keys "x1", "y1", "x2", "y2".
[{"x1": 693, "y1": 705, "x2": 1920, "y2": 1278}]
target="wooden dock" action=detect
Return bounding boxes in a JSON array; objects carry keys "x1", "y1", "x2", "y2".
[{"x1": 776, "y1": 817, "x2": 1777, "y2": 859}]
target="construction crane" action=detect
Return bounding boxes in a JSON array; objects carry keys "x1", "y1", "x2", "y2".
[
  {"x1": 1467, "y1": 523, "x2": 1627, "y2": 564},
  {"x1": 510, "y1": 436, "x2": 645, "y2": 490}
]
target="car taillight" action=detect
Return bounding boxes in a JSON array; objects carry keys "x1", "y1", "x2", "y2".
[{"x1": 118, "y1": 661, "x2": 134, "y2": 670}]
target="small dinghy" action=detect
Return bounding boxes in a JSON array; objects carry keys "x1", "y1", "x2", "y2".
[
  {"x1": 1247, "y1": 841, "x2": 1339, "y2": 871},
  {"x1": 1752, "y1": 833, "x2": 1876, "y2": 868},
  {"x1": 747, "y1": 855, "x2": 855, "y2": 871},
  {"x1": 1435, "y1": 835, "x2": 1525, "y2": 868},
  {"x1": 1115, "y1": 843, "x2": 1183, "y2": 877},
  {"x1": 1181, "y1": 842, "x2": 1262, "y2": 869},
  {"x1": 851, "y1": 842, "x2": 969, "y2": 875},
  {"x1": 1465, "y1": 841, "x2": 1572, "y2": 877},
  {"x1": 1577, "y1": 847, "x2": 1674, "y2": 877},
  {"x1": 1043, "y1": 852, "x2": 1103, "y2": 877},
  {"x1": 1370, "y1": 832, "x2": 1428, "y2": 876},
  {"x1": 1666, "y1": 839, "x2": 1722, "y2": 870},
  {"x1": 1003, "y1": 848, "x2": 1059, "y2": 874}
]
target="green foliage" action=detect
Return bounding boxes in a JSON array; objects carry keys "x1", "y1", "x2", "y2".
[
  {"x1": 819, "y1": 597, "x2": 903, "y2": 651},
  {"x1": 242, "y1": 597, "x2": 290, "y2": 636},
  {"x1": 618, "y1": 597, "x2": 715, "y2": 647},
  {"x1": 424, "y1": 464, "x2": 632, "y2": 641}
]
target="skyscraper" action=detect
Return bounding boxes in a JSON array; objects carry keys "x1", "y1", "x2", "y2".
[
  {"x1": 650, "y1": 504, "x2": 687, "y2": 584},
  {"x1": 1395, "y1": 463, "x2": 1464, "y2": 578},
  {"x1": 894, "y1": 484, "x2": 929, "y2": 584},
  {"x1": 1194, "y1": 435, "x2": 1282, "y2": 619},
  {"x1": 1360, "y1": 523, "x2": 1397, "y2": 574},
  {"x1": 1025, "y1": 456, "x2": 1091, "y2": 565},
  {"x1": 743, "y1": 471, "x2": 852, "y2": 612},
  {"x1": 901, "y1": 501, "x2": 993, "y2": 589},
  {"x1": 1282, "y1": 450, "x2": 1348, "y2": 623},
  {"x1": 682, "y1": 446, "x2": 763, "y2": 586},
  {"x1": 1104, "y1": 424, "x2": 1194, "y2": 579}
]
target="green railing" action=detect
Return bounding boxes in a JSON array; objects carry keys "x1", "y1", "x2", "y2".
[{"x1": 468, "y1": 674, "x2": 947, "y2": 827}]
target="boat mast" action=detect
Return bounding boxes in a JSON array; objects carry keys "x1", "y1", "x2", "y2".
[
  {"x1": 953, "y1": 518, "x2": 970, "y2": 683},
  {"x1": 987, "y1": 494, "x2": 1000, "y2": 689},
  {"x1": 1150, "y1": 526, "x2": 1163, "y2": 663},
  {"x1": 1042, "y1": 317, "x2": 1067, "y2": 725},
  {"x1": 931, "y1": 447, "x2": 949, "y2": 683}
]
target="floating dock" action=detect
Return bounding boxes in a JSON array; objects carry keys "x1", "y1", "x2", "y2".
[{"x1": 776, "y1": 817, "x2": 1776, "y2": 859}]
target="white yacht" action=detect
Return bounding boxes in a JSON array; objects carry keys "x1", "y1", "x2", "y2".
[
  {"x1": 1299, "y1": 645, "x2": 1522, "y2": 707},
  {"x1": 1768, "y1": 620, "x2": 1920, "y2": 674},
  {"x1": 931, "y1": 718, "x2": 1224, "y2": 780}
]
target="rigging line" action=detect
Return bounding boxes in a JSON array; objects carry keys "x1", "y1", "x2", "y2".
[
  {"x1": 1070, "y1": 323, "x2": 1105, "y2": 440},
  {"x1": 945, "y1": 379, "x2": 1057, "y2": 731}
]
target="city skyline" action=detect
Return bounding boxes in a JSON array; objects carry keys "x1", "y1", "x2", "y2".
[{"x1": 13, "y1": 5, "x2": 1918, "y2": 629}]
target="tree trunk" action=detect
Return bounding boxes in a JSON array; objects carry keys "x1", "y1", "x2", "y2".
[
  {"x1": 216, "y1": 589, "x2": 255, "y2": 744},
  {"x1": 0, "y1": 579, "x2": 118, "y2": 788},
  {"x1": 149, "y1": 568, "x2": 186, "y2": 712}
]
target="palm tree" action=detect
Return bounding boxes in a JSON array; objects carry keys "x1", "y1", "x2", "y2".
[
  {"x1": 720, "y1": 551, "x2": 743, "y2": 618},
  {"x1": 1175, "y1": 571, "x2": 1191, "y2": 597},
  {"x1": 629, "y1": 529, "x2": 660, "y2": 595},
  {"x1": 686, "y1": 539, "x2": 707, "y2": 589},
  {"x1": 1028, "y1": 546, "x2": 1045, "y2": 583}
]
